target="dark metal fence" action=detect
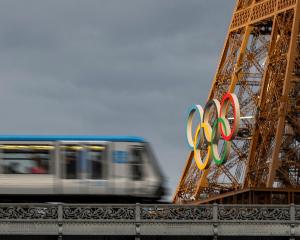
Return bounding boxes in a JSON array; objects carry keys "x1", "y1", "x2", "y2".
[
  {"x1": 0, "y1": 203, "x2": 298, "y2": 238},
  {"x1": 0, "y1": 203, "x2": 295, "y2": 221}
]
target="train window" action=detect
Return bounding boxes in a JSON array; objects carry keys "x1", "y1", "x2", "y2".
[
  {"x1": 0, "y1": 145, "x2": 53, "y2": 174},
  {"x1": 130, "y1": 147, "x2": 144, "y2": 181},
  {"x1": 61, "y1": 145, "x2": 80, "y2": 179},
  {"x1": 87, "y1": 145, "x2": 106, "y2": 180}
]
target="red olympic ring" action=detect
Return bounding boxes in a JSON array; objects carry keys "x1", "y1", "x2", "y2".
[
  {"x1": 186, "y1": 92, "x2": 240, "y2": 170},
  {"x1": 219, "y1": 93, "x2": 240, "y2": 141}
]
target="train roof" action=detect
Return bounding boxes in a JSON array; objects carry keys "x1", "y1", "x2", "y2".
[{"x1": 0, "y1": 135, "x2": 145, "y2": 142}]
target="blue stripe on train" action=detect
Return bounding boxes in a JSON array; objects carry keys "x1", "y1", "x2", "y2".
[{"x1": 0, "y1": 135, "x2": 145, "y2": 142}]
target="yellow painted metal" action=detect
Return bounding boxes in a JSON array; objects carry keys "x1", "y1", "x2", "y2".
[
  {"x1": 266, "y1": 1, "x2": 300, "y2": 187},
  {"x1": 174, "y1": 0, "x2": 300, "y2": 204}
]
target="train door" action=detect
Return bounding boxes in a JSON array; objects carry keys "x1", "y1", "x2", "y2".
[
  {"x1": 129, "y1": 145, "x2": 147, "y2": 196},
  {"x1": 84, "y1": 143, "x2": 109, "y2": 195},
  {"x1": 59, "y1": 142, "x2": 86, "y2": 194},
  {"x1": 111, "y1": 142, "x2": 133, "y2": 196}
]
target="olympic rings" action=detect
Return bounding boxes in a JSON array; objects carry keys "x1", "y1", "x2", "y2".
[{"x1": 186, "y1": 92, "x2": 240, "y2": 170}]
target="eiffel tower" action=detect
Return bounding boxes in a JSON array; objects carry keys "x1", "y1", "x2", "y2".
[{"x1": 174, "y1": 0, "x2": 300, "y2": 204}]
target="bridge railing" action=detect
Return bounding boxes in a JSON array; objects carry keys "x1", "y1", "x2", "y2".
[
  {"x1": 0, "y1": 203, "x2": 296, "y2": 222},
  {"x1": 0, "y1": 203, "x2": 298, "y2": 237}
]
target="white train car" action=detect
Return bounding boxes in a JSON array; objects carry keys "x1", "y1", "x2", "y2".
[{"x1": 0, "y1": 135, "x2": 166, "y2": 203}]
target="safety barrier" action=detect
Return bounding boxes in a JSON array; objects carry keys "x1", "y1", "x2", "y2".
[{"x1": 0, "y1": 203, "x2": 298, "y2": 238}]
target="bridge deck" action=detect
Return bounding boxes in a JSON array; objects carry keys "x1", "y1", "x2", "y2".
[{"x1": 0, "y1": 203, "x2": 298, "y2": 238}]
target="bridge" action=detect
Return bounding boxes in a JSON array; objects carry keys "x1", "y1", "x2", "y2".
[{"x1": 0, "y1": 203, "x2": 298, "y2": 239}]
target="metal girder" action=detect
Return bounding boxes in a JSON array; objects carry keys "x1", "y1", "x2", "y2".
[{"x1": 174, "y1": 0, "x2": 300, "y2": 204}]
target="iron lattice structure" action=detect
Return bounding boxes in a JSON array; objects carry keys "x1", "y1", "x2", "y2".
[{"x1": 174, "y1": 0, "x2": 300, "y2": 204}]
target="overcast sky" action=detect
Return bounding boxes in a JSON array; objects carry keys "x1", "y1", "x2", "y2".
[{"x1": 0, "y1": 1, "x2": 235, "y2": 198}]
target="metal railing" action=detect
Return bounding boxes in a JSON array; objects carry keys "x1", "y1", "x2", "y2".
[
  {"x1": 0, "y1": 203, "x2": 298, "y2": 237},
  {"x1": 0, "y1": 203, "x2": 296, "y2": 222}
]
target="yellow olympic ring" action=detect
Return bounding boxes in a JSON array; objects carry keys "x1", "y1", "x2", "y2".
[{"x1": 193, "y1": 123, "x2": 212, "y2": 170}]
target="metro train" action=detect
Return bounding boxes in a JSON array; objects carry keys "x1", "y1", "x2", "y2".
[{"x1": 0, "y1": 135, "x2": 166, "y2": 203}]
